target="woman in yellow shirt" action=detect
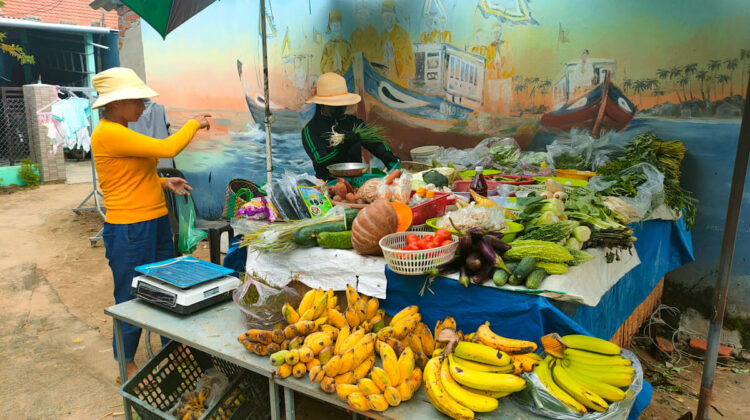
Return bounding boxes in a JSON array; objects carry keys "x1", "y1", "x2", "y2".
[{"x1": 91, "y1": 68, "x2": 210, "y2": 380}]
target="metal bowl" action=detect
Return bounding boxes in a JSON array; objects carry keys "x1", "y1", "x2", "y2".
[{"x1": 327, "y1": 162, "x2": 369, "y2": 177}]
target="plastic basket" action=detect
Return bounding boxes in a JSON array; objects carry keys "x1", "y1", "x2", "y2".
[
  {"x1": 409, "y1": 223, "x2": 433, "y2": 232},
  {"x1": 204, "y1": 371, "x2": 271, "y2": 420},
  {"x1": 120, "y1": 341, "x2": 244, "y2": 420},
  {"x1": 380, "y1": 231, "x2": 458, "y2": 275},
  {"x1": 410, "y1": 192, "x2": 449, "y2": 225},
  {"x1": 517, "y1": 184, "x2": 576, "y2": 194}
]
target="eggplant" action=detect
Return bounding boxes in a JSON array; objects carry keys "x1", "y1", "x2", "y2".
[
  {"x1": 479, "y1": 237, "x2": 511, "y2": 273},
  {"x1": 458, "y1": 265, "x2": 470, "y2": 288},
  {"x1": 465, "y1": 252, "x2": 483, "y2": 272},
  {"x1": 483, "y1": 234, "x2": 512, "y2": 254},
  {"x1": 467, "y1": 227, "x2": 485, "y2": 243},
  {"x1": 457, "y1": 235, "x2": 473, "y2": 255},
  {"x1": 486, "y1": 231, "x2": 505, "y2": 240},
  {"x1": 471, "y1": 262, "x2": 492, "y2": 284}
]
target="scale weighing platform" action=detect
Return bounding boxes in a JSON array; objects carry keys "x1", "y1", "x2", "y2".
[{"x1": 131, "y1": 256, "x2": 240, "y2": 315}]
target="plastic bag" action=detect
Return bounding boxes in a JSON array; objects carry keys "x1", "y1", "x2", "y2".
[
  {"x1": 267, "y1": 172, "x2": 324, "y2": 220},
  {"x1": 236, "y1": 196, "x2": 278, "y2": 222},
  {"x1": 436, "y1": 204, "x2": 506, "y2": 232},
  {"x1": 377, "y1": 172, "x2": 412, "y2": 203},
  {"x1": 511, "y1": 350, "x2": 643, "y2": 420},
  {"x1": 546, "y1": 136, "x2": 594, "y2": 171},
  {"x1": 588, "y1": 163, "x2": 665, "y2": 220},
  {"x1": 170, "y1": 368, "x2": 230, "y2": 417},
  {"x1": 489, "y1": 137, "x2": 522, "y2": 166},
  {"x1": 232, "y1": 276, "x2": 301, "y2": 329},
  {"x1": 435, "y1": 137, "x2": 511, "y2": 168},
  {"x1": 177, "y1": 195, "x2": 207, "y2": 254}
]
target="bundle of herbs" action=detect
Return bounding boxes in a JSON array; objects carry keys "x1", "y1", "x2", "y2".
[
  {"x1": 328, "y1": 123, "x2": 388, "y2": 147},
  {"x1": 564, "y1": 187, "x2": 635, "y2": 256}
]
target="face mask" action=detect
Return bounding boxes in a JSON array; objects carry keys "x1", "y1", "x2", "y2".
[{"x1": 322, "y1": 105, "x2": 347, "y2": 119}]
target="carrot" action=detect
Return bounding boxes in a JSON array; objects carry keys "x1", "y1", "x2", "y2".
[{"x1": 384, "y1": 169, "x2": 401, "y2": 185}]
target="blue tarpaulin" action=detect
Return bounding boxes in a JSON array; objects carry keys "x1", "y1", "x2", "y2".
[{"x1": 382, "y1": 218, "x2": 693, "y2": 419}]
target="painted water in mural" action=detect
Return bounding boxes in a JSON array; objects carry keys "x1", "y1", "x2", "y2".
[{"x1": 141, "y1": 0, "x2": 750, "y2": 316}]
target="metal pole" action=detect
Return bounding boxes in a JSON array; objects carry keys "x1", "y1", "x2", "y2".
[
  {"x1": 260, "y1": 0, "x2": 274, "y2": 186},
  {"x1": 695, "y1": 76, "x2": 750, "y2": 419}
]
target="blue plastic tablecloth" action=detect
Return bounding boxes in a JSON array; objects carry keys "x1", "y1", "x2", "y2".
[{"x1": 382, "y1": 218, "x2": 693, "y2": 420}]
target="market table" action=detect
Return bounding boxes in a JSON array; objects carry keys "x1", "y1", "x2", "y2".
[{"x1": 107, "y1": 299, "x2": 644, "y2": 420}]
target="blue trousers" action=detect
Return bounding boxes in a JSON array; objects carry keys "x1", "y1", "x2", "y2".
[{"x1": 103, "y1": 215, "x2": 173, "y2": 362}]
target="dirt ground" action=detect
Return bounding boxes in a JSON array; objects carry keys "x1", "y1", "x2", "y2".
[{"x1": 1, "y1": 171, "x2": 748, "y2": 419}]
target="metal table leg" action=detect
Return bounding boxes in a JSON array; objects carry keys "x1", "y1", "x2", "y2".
[
  {"x1": 113, "y1": 319, "x2": 132, "y2": 420},
  {"x1": 284, "y1": 387, "x2": 295, "y2": 420},
  {"x1": 269, "y1": 378, "x2": 281, "y2": 420}
]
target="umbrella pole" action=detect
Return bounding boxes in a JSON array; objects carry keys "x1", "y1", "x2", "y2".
[
  {"x1": 695, "y1": 76, "x2": 750, "y2": 419},
  {"x1": 260, "y1": 0, "x2": 273, "y2": 186}
]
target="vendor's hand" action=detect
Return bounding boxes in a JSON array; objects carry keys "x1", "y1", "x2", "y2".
[
  {"x1": 344, "y1": 131, "x2": 361, "y2": 143},
  {"x1": 164, "y1": 177, "x2": 193, "y2": 196},
  {"x1": 192, "y1": 114, "x2": 212, "y2": 130}
]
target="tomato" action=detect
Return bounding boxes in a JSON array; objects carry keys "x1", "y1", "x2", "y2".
[
  {"x1": 416, "y1": 237, "x2": 432, "y2": 250},
  {"x1": 405, "y1": 234, "x2": 419, "y2": 245},
  {"x1": 440, "y1": 239, "x2": 454, "y2": 247},
  {"x1": 403, "y1": 244, "x2": 420, "y2": 251},
  {"x1": 435, "y1": 229, "x2": 452, "y2": 241}
]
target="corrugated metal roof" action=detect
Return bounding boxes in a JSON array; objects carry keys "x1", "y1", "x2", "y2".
[{"x1": 0, "y1": 0, "x2": 119, "y2": 30}]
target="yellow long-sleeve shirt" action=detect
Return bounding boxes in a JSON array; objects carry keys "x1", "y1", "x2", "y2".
[{"x1": 92, "y1": 119, "x2": 200, "y2": 224}]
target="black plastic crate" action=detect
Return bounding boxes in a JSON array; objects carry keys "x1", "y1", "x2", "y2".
[{"x1": 205, "y1": 370, "x2": 271, "y2": 420}]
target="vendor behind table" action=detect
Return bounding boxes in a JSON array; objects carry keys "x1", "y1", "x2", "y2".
[{"x1": 302, "y1": 72, "x2": 399, "y2": 180}]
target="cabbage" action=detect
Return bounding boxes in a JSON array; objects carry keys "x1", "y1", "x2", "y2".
[
  {"x1": 573, "y1": 226, "x2": 591, "y2": 243},
  {"x1": 537, "y1": 211, "x2": 560, "y2": 226},
  {"x1": 541, "y1": 198, "x2": 566, "y2": 217}
]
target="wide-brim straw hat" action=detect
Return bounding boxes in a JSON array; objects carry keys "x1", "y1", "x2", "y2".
[
  {"x1": 91, "y1": 67, "x2": 158, "y2": 109},
  {"x1": 306, "y1": 72, "x2": 361, "y2": 106}
]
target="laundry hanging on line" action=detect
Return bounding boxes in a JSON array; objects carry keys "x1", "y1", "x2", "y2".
[{"x1": 49, "y1": 96, "x2": 92, "y2": 153}]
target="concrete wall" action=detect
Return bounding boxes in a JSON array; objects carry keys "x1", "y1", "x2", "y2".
[
  {"x1": 23, "y1": 84, "x2": 66, "y2": 183},
  {"x1": 116, "y1": 6, "x2": 146, "y2": 81}
]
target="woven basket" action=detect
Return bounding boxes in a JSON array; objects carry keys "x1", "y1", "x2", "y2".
[
  {"x1": 222, "y1": 179, "x2": 263, "y2": 221},
  {"x1": 380, "y1": 231, "x2": 458, "y2": 275}
]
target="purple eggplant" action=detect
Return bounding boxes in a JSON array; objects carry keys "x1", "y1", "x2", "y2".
[
  {"x1": 479, "y1": 237, "x2": 511, "y2": 273},
  {"x1": 425, "y1": 254, "x2": 463, "y2": 277},
  {"x1": 483, "y1": 234, "x2": 512, "y2": 254},
  {"x1": 471, "y1": 262, "x2": 492, "y2": 284},
  {"x1": 486, "y1": 231, "x2": 505, "y2": 240},
  {"x1": 465, "y1": 252, "x2": 483, "y2": 272},
  {"x1": 467, "y1": 227, "x2": 485, "y2": 243},
  {"x1": 457, "y1": 235, "x2": 473, "y2": 255}
]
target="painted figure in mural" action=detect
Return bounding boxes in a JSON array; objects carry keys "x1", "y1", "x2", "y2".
[
  {"x1": 379, "y1": 0, "x2": 415, "y2": 87},
  {"x1": 320, "y1": 10, "x2": 352, "y2": 75},
  {"x1": 302, "y1": 73, "x2": 399, "y2": 180},
  {"x1": 572, "y1": 49, "x2": 596, "y2": 97},
  {"x1": 350, "y1": 0, "x2": 383, "y2": 63},
  {"x1": 485, "y1": 23, "x2": 514, "y2": 114},
  {"x1": 420, "y1": 11, "x2": 452, "y2": 44},
  {"x1": 471, "y1": 29, "x2": 487, "y2": 56}
]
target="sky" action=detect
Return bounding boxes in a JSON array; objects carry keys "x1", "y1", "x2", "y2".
[{"x1": 141, "y1": 0, "x2": 750, "y2": 110}]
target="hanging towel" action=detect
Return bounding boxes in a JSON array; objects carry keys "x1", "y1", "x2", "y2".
[{"x1": 51, "y1": 97, "x2": 92, "y2": 152}]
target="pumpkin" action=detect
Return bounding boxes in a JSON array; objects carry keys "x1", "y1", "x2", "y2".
[
  {"x1": 355, "y1": 178, "x2": 382, "y2": 203},
  {"x1": 351, "y1": 199, "x2": 398, "y2": 255}
]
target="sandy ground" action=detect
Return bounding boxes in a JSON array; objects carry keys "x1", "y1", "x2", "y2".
[{"x1": 0, "y1": 161, "x2": 747, "y2": 419}]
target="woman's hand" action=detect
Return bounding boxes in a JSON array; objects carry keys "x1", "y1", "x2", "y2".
[
  {"x1": 164, "y1": 177, "x2": 193, "y2": 196},
  {"x1": 192, "y1": 114, "x2": 212, "y2": 130}
]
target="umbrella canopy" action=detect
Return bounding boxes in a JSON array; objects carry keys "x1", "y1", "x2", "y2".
[{"x1": 117, "y1": 0, "x2": 218, "y2": 38}]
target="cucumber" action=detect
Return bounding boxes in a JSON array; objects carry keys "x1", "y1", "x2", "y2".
[
  {"x1": 344, "y1": 208, "x2": 359, "y2": 228},
  {"x1": 510, "y1": 257, "x2": 537, "y2": 285},
  {"x1": 505, "y1": 263, "x2": 518, "y2": 273},
  {"x1": 317, "y1": 231, "x2": 353, "y2": 249},
  {"x1": 492, "y1": 269, "x2": 510, "y2": 287},
  {"x1": 293, "y1": 221, "x2": 348, "y2": 246},
  {"x1": 525, "y1": 268, "x2": 547, "y2": 289}
]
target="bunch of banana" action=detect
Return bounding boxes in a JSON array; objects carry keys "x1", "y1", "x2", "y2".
[
  {"x1": 335, "y1": 341, "x2": 423, "y2": 412},
  {"x1": 535, "y1": 333, "x2": 635, "y2": 414},
  {"x1": 237, "y1": 319, "x2": 321, "y2": 356},
  {"x1": 317, "y1": 326, "x2": 378, "y2": 393},
  {"x1": 173, "y1": 388, "x2": 210, "y2": 420},
  {"x1": 283, "y1": 287, "x2": 338, "y2": 325},
  {"x1": 269, "y1": 330, "x2": 337, "y2": 379},
  {"x1": 325, "y1": 285, "x2": 385, "y2": 332},
  {"x1": 434, "y1": 316, "x2": 457, "y2": 349}
]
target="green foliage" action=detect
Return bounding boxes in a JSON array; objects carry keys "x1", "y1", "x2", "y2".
[
  {"x1": 0, "y1": 16, "x2": 36, "y2": 65},
  {"x1": 18, "y1": 158, "x2": 40, "y2": 187}
]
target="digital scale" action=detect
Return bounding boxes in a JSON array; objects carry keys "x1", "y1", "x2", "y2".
[{"x1": 131, "y1": 256, "x2": 241, "y2": 315}]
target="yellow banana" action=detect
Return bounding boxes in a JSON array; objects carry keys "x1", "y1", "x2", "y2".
[
  {"x1": 476, "y1": 322, "x2": 537, "y2": 355},
  {"x1": 381, "y1": 337, "x2": 407, "y2": 357},
  {"x1": 244, "y1": 329, "x2": 273, "y2": 345},
  {"x1": 551, "y1": 362, "x2": 608, "y2": 412},
  {"x1": 320, "y1": 324, "x2": 339, "y2": 339},
  {"x1": 376, "y1": 326, "x2": 395, "y2": 341},
  {"x1": 306, "y1": 358, "x2": 320, "y2": 370},
  {"x1": 409, "y1": 366, "x2": 422, "y2": 388},
  {"x1": 302, "y1": 331, "x2": 328, "y2": 347},
  {"x1": 313, "y1": 317, "x2": 328, "y2": 330},
  {"x1": 353, "y1": 355, "x2": 375, "y2": 380},
  {"x1": 323, "y1": 355, "x2": 342, "y2": 378},
  {"x1": 334, "y1": 326, "x2": 350, "y2": 355},
  {"x1": 561, "y1": 334, "x2": 621, "y2": 356},
  {"x1": 309, "y1": 365, "x2": 325, "y2": 383},
  {"x1": 454, "y1": 341, "x2": 511, "y2": 366},
  {"x1": 297, "y1": 308, "x2": 315, "y2": 322},
  {"x1": 297, "y1": 289, "x2": 317, "y2": 316},
  {"x1": 407, "y1": 332, "x2": 424, "y2": 355},
  {"x1": 366, "y1": 394, "x2": 389, "y2": 412},
  {"x1": 356, "y1": 299, "x2": 368, "y2": 322},
  {"x1": 510, "y1": 353, "x2": 542, "y2": 372},
  {"x1": 307, "y1": 335, "x2": 334, "y2": 355},
  {"x1": 339, "y1": 348, "x2": 356, "y2": 374},
  {"x1": 271, "y1": 329, "x2": 286, "y2": 345},
  {"x1": 327, "y1": 295, "x2": 338, "y2": 309},
  {"x1": 345, "y1": 306, "x2": 361, "y2": 328},
  {"x1": 465, "y1": 388, "x2": 511, "y2": 399},
  {"x1": 566, "y1": 369, "x2": 626, "y2": 402},
  {"x1": 440, "y1": 358, "x2": 498, "y2": 412},
  {"x1": 396, "y1": 379, "x2": 414, "y2": 401},
  {"x1": 318, "y1": 346, "x2": 333, "y2": 365},
  {"x1": 365, "y1": 298, "x2": 379, "y2": 320},
  {"x1": 564, "y1": 364, "x2": 634, "y2": 388},
  {"x1": 419, "y1": 323, "x2": 435, "y2": 356},
  {"x1": 448, "y1": 354, "x2": 526, "y2": 392},
  {"x1": 339, "y1": 328, "x2": 365, "y2": 355},
  {"x1": 562, "y1": 359, "x2": 635, "y2": 377},
  {"x1": 312, "y1": 294, "x2": 329, "y2": 320},
  {"x1": 357, "y1": 378, "x2": 380, "y2": 395},
  {"x1": 360, "y1": 320, "x2": 373, "y2": 333},
  {"x1": 284, "y1": 349, "x2": 300, "y2": 365},
  {"x1": 292, "y1": 362, "x2": 307, "y2": 378},
  {"x1": 379, "y1": 341, "x2": 401, "y2": 386},
  {"x1": 415, "y1": 351, "x2": 430, "y2": 370},
  {"x1": 326, "y1": 308, "x2": 348, "y2": 329},
  {"x1": 451, "y1": 354, "x2": 514, "y2": 374},
  {"x1": 392, "y1": 319, "x2": 419, "y2": 340},
  {"x1": 275, "y1": 363, "x2": 293, "y2": 379},
  {"x1": 298, "y1": 346, "x2": 315, "y2": 364},
  {"x1": 346, "y1": 391, "x2": 369, "y2": 411},
  {"x1": 336, "y1": 383, "x2": 360, "y2": 400},
  {"x1": 390, "y1": 305, "x2": 419, "y2": 326},
  {"x1": 397, "y1": 348, "x2": 415, "y2": 386},
  {"x1": 321, "y1": 376, "x2": 336, "y2": 393},
  {"x1": 269, "y1": 350, "x2": 289, "y2": 367},
  {"x1": 384, "y1": 386, "x2": 401, "y2": 407},
  {"x1": 335, "y1": 371, "x2": 355, "y2": 385},
  {"x1": 563, "y1": 348, "x2": 632, "y2": 366},
  {"x1": 281, "y1": 303, "x2": 300, "y2": 324},
  {"x1": 352, "y1": 334, "x2": 376, "y2": 367},
  {"x1": 540, "y1": 332, "x2": 567, "y2": 359},
  {"x1": 370, "y1": 367, "x2": 391, "y2": 391},
  {"x1": 534, "y1": 357, "x2": 587, "y2": 414},
  {"x1": 423, "y1": 357, "x2": 474, "y2": 420},
  {"x1": 441, "y1": 316, "x2": 456, "y2": 331},
  {"x1": 346, "y1": 284, "x2": 360, "y2": 308}
]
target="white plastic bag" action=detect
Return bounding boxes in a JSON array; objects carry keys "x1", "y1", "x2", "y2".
[{"x1": 588, "y1": 163, "x2": 665, "y2": 221}]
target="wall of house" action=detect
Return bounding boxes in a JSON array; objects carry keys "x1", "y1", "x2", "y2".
[{"x1": 140, "y1": 0, "x2": 750, "y2": 320}]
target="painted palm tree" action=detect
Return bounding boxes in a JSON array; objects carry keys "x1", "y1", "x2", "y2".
[
  {"x1": 527, "y1": 76, "x2": 540, "y2": 106},
  {"x1": 717, "y1": 74, "x2": 730, "y2": 97},
  {"x1": 668, "y1": 66, "x2": 684, "y2": 103},
  {"x1": 539, "y1": 79, "x2": 552, "y2": 106},
  {"x1": 656, "y1": 68, "x2": 670, "y2": 101},
  {"x1": 708, "y1": 59, "x2": 723, "y2": 99},
  {"x1": 695, "y1": 70, "x2": 709, "y2": 102},
  {"x1": 741, "y1": 49, "x2": 750, "y2": 93},
  {"x1": 704, "y1": 73, "x2": 714, "y2": 102},
  {"x1": 653, "y1": 88, "x2": 665, "y2": 105},
  {"x1": 725, "y1": 58, "x2": 738, "y2": 96},
  {"x1": 623, "y1": 78, "x2": 634, "y2": 95},
  {"x1": 678, "y1": 76, "x2": 689, "y2": 102},
  {"x1": 633, "y1": 79, "x2": 648, "y2": 108},
  {"x1": 514, "y1": 81, "x2": 527, "y2": 109},
  {"x1": 683, "y1": 63, "x2": 698, "y2": 101}
]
